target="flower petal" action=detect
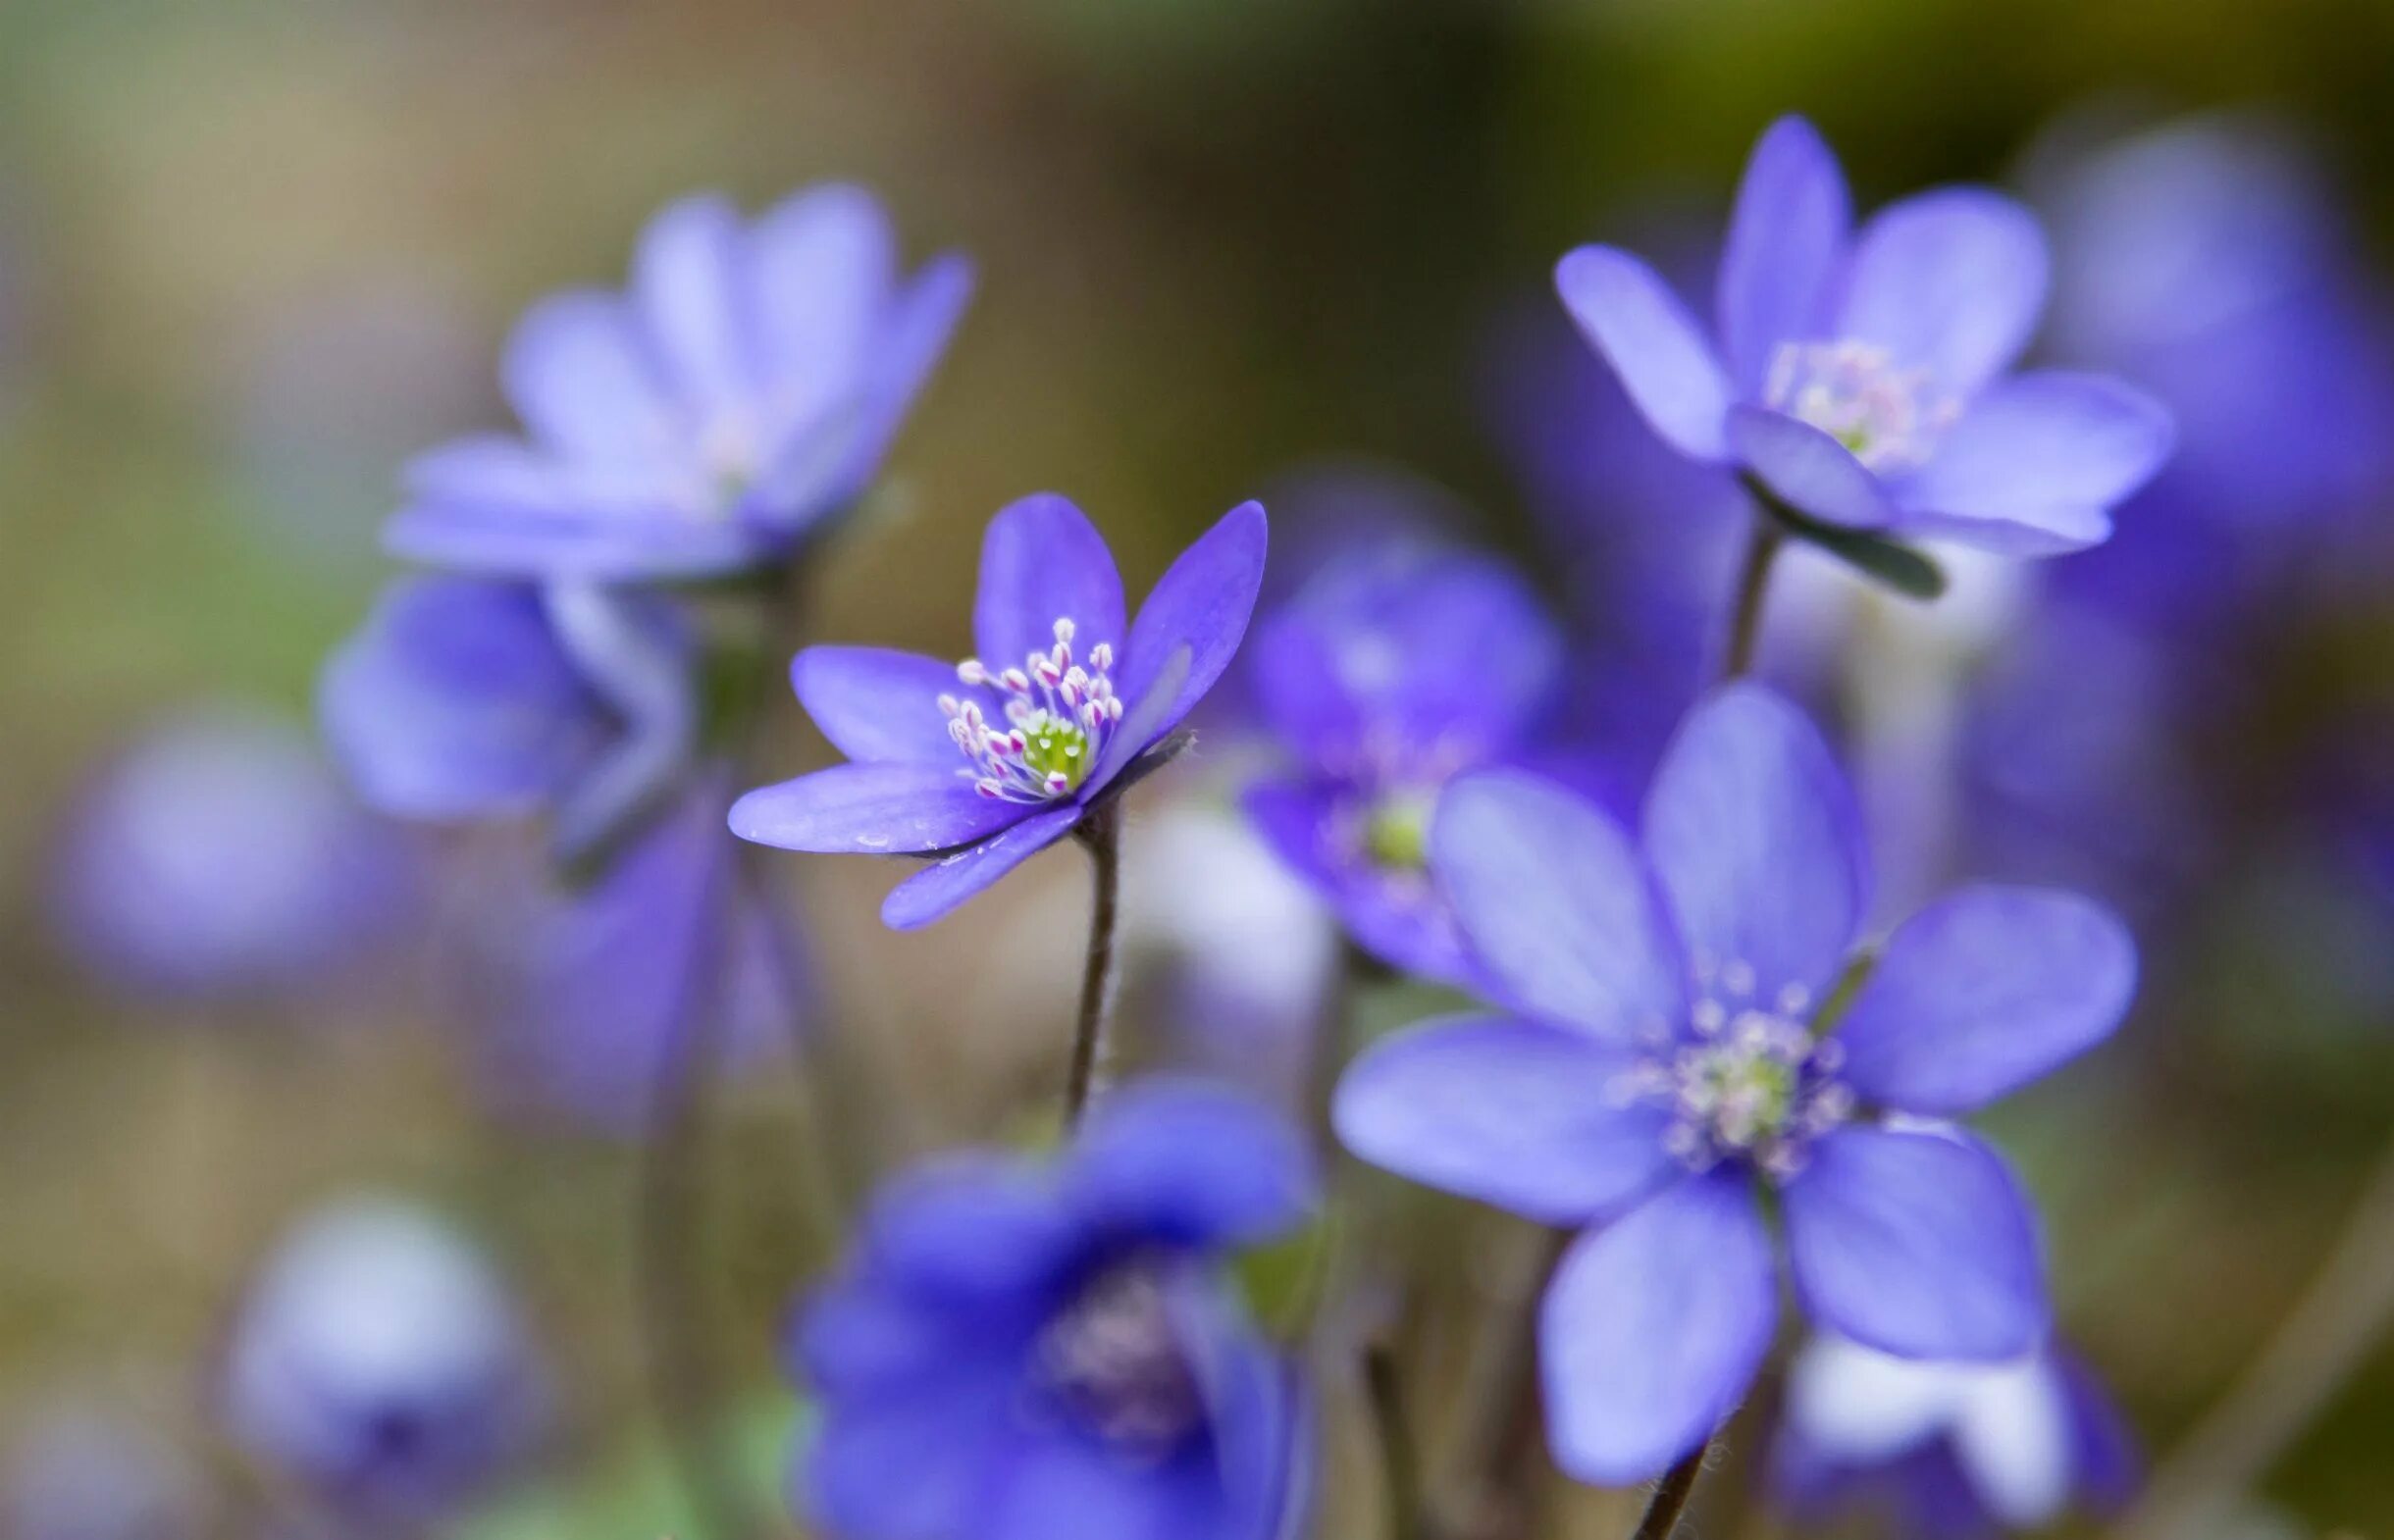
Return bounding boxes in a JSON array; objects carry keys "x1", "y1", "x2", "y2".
[
  {"x1": 1950, "y1": 1357, "x2": 2074, "y2": 1526},
  {"x1": 498, "y1": 293, "x2": 682, "y2": 465},
  {"x1": 1243, "y1": 779, "x2": 1483, "y2": 989},
  {"x1": 1114, "y1": 499, "x2": 1271, "y2": 750},
  {"x1": 1837, "y1": 188, "x2": 2049, "y2": 398},
  {"x1": 1835, "y1": 885, "x2": 2137, "y2": 1114},
  {"x1": 632, "y1": 192, "x2": 754, "y2": 423},
  {"x1": 1729, "y1": 405, "x2": 1898, "y2": 531},
  {"x1": 791, "y1": 645, "x2": 973, "y2": 766},
  {"x1": 1642, "y1": 684, "x2": 1870, "y2": 1008},
  {"x1": 984, "y1": 1431, "x2": 1215, "y2": 1540},
  {"x1": 1541, "y1": 1171, "x2": 1779, "y2": 1484},
  {"x1": 1719, "y1": 116, "x2": 1850, "y2": 393},
  {"x1": 1067, "y1": 1079, "x2": 1318, "y2": 1247},
  {"x1": 859, "y1": 1154, "x2": 1083, "y2": 1303},
  {"x1": 975, "y1": 493, "x2": 1127, "y2": 670},
  {"x1": 879, "y1": 804, "x2": 1083, "y2": 929},
  {"x1": 748, "y1": 183, "x2": 896, "y2": 429},
  {"x1": 1430, "y1": 771, "x2": 1686, "y2": 1043},
  {"x1": 1555, "y1": 245, "x2": 1731, "y2": 460},
  {"x1": 805, "y1": 1374, "x2": 1013, "y2": 1540},
  {"x1": 1335, "y1": 1015, "x2": 1680, "y2": 1225},
  {"x1": 728, "y1": 763, "x2": 1026, "y2": 854},
  {"x1": 1783, "y1": 1127, "x2": 2049, "y2": 1361},
  {"x1": 1894, "y1": 372, "x2": 2175, "y2": 554}
]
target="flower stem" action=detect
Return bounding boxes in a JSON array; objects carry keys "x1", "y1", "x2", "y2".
[
  {"x1": 1723, "y1": 515, "x2": 1786, "y2": 683},
  {"x1": 1366, "y1": 1340, "x2": 1431, "y2": 1540},
  {"x1": 1629, "y1": 1438, "x2": 1715, "y2": 1540},
  {"x1": 2112, "y1": 1133, "x2": 2394, "y2": 1540},
  {"x1": 1063, "y1": 801, "x2": 1123, "y2": 1129}
]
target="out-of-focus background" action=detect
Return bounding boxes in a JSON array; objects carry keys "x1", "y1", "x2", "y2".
[{"x1": 6, "y1": 1, "x2": 2394, "y2": 1536}]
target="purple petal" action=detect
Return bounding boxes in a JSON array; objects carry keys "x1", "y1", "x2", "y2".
[
  {"x1": 1113, "y1": 499, "x2": 1271, "y2": 751},
  {"x1": 318, "y1": 577, "x2": 602, "y2": 820},
  {"x1": 1335, "y1": 1015, "x2": 1680, "y2": 1225},
  {"x1": 879, "y1": 804, "x2": 1083, "y2": 929},
  {"x1": 806, "y1": 1375, "x2": 1012, "y2": 1540},
  {"x1": 388, "y1": 439, "x2": 758, "y2": 580},
  {"x1": 1067, "y1": 1079, "x2": 1317, "y2": 1247},
  {"x1": 1719, "y1": 116, "x2": 1850, "y2": 393},
  {"x1": 747, "y1": 183, "x2": 895, "y2": 430},
  {"x1": 728, "y1": 763, "x2": 1026, "y2": 854},
  {"x1": 791, "y1": 645, "x2": 971, "y2": 766},
  {"x1": 859, "y1": 1155, "x2": 1083, "y2": 1303},
  {"x1": 1242, "y1": 779, "x2": 1483, "y2": 989},
  {"x1": 1555, "y1": 245, "x2": 1732, "y2": 460},
  {"x1": 1642, "y1": 684, "x2": 1870, "y2": 1008},
  {"x1": 1541, "y1": 1172, "x2": 1778, "y2": 1484},
  {"x1": 1729, "y1": 405, "x2": 1898, "y2": 531},
  {"x1": 974, "y1": 493, "x2": 1127, "y2": 670},
  {"x1": 1835, "y1": 886, "x2": 2137, "y2": 1114},
  {"x1": 542, "y1": 582, "x2": 697, "y2": 860},
  {"x1": 497, "y1": 294, "x2": 681, "y2": 465},
  {"x1": 1837, "y1": 189, "x2": 2049, "y2": 398},
  {"x1": 1431, "y1": 771, "x2": 1685, "y2": 1043},
  {"x1": 632, "y1": 193, "x2": 753, "y2": 423},
  {"x1": 984, "y1": 1432, "x2": 1212, "y2": 1540},
  {"x1": 1893, "y1": 372, "x2": 2175, "y2": 554},
  {"x1": 1783, "y1": 1127, "x2": 2048, "y2": 1360},
  {"x1": 1894, "y1": 501, "x2": 2115, "y2": 558}
]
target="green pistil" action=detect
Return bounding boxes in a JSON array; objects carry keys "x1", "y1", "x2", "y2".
[
  {"x1": 1364, "y1": 793, "x2": 1434, "y2": 870},
  {"x1": 1023, "y1": 718, "x2": 1094, "y2": 792}
]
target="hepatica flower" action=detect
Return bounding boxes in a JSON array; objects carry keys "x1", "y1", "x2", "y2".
[
  {"x1": 731, "y1": 494, "x2": 1268, "y2": 928},
  {"x1": 1334, "y1": 684, "x2": 2137, "y2": 1481},
  {"x1": 1773, "y1": 1333, "x2": 2135, "y2": 1538},
  {"x1": 388, "y1": 185, "x2": 970, "y2": 581},
  {"x1": 1558, "y1": 116, "x2": 2172, "y2": 557},
  {"x1": 1243, "y1": 539, "x2": 1563, "y2": 985},
  {"x1": 792, "y1": 1081, "x2": 1315, "y2": 1540}
]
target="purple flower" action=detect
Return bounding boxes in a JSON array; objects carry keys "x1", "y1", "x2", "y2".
[
  {"x1": 790, "y1": 1080, "x2": 1315, "y2": 1540},
  {"x1": 1333, "y1": 684, "x2": 2137, "y2": 1482},
  {"x1": 50, "y1": 708, "x2": 419, "y2": 1001},
  {"x1": 1242, "y1": 539, "x2": 1564, "y2": 986},
  {"x1": 1557, "y1": 116, "x2": 2173, "y2": 557},
  {"x1": 320, "y1": 575, "x2": 693, "y2": 859},
  {"x1": 1771, "y1": 1333, "x2": 2135, "y2": 1537},
  {"x1": 220, "y1": 1201, "x2": 547, "y2": 1526},
  {"x1": 4, "y1": 1405, "x2": 209, "y2": 1540},
  {"x1": 731, "y1": 494, "x2": 1270, "y2": 929},
  {"x1": 387, "y1": 185, "x2": 971, "y2": 581}
]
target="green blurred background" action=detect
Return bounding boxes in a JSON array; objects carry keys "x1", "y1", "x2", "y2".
[{"x1": 5, "y1": 1, "x2": 2394, "y2": 1535}]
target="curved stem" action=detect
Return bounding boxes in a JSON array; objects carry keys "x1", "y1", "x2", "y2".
[
  {"x1": 1629, "y1": 1438, "x2": 1715, "y2": 1540},
  {"x1": 2112, "y1": 1135, "x2": 2394, "y2": 1540},
  {"x1": 1723, "y1": 516, "x2": 1786, "y2": 683},
  {"x1": 1062, "y1": 801, "x2": 1123, "y2": 1128}
]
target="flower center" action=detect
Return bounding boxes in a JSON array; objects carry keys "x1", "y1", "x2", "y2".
[
  {"x1": 1362, "y1": 789, "x2": 1435, "y2": 870},
  {"x1": 1619, "y1": 960, "x2": 1853, "y2": 1181},
  {"x1": 945, "y1": 619, "x2": 1124, "y2": 803},
  {"x1": 1032, "y1": 1264, "x2": 1204, "y2": 1459},
  {"x1": 1763, "y1": 340, "x2": 1957, "y2": 474}
]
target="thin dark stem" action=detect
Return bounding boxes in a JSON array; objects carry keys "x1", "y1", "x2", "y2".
[
  {"x1": 1630, "y1": 1439, "x2": 1714, "y2": 1540},
  {"x1": 1722, "y1": 515, "x2": 1786, "y2": 683},
  {"x1": 1441, "y1": 1224, "x2": 1572, "y2": 1540},
  {"x1": 1062, "y1": 801, "x2": 1123, "y2": 1128},
  {"x1": 1366, "y1": 1341, "x2": 1431, "y2": 1540}
]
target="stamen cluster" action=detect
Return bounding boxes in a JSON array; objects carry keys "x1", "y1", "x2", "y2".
[
  {"x1": 1619, "y1": 960, "x2": 1853, "y2": 1182},
  {"x1": 1031, "y1": 1263, "x2": 1204, "y2": 1458},
  {"x1": 1765, "y1": 340, "x2": 1959, "y2": 474},
  {"x1": 943, "y1": 618, "x2": 1124, "y2": 802}
]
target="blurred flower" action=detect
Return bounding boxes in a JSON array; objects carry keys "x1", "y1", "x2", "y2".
[
  {"x1": 1335, "y1": 685, "x2": 2137, "y2": 1482},
  {"x1": 733, "y1": 494, "x2": 1269, "y2": 929},
  {"x1": 1772, "y1": 1333, "x2": 2135, "y2": 1537},
  {"x1": 50, "y1": 707, "x2": 418, "y2": 1001},
  {"x1": 3, "y1": 1403, "x2": 209, "y2": 1540},
  {"x1": 464, "y1": 783, "x2": 802, "y2": 1136},
  {"x1": 1241, "y1": 536, "x2": 1562, "y2": 986},
  {"x1": 1557, "y1": 116, "x2": 2172, "y2": 556},
  {"x1": 386, "y1": 185, "x2": 971, "y2": 581},
  {"x1": 220, "y1": 1200, "x2": 547, "y2": 1528},
  {"x1": 790, "y1": 1080, "x2": 1314, "y2": 1540},
  {"x1": 320, "y1": 575, "x2": 693, "y2": 861}
]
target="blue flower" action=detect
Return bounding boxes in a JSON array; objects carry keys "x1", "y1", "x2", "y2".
[
  {"x1": 386, "y1": 186, "x2": 970, "y2": 581},
  {"x1": 1771, "y1": 1333, "x2": 2136, "y2": 1538},
  {"x1": 50, "y1": 707, "x2": 419, "y2": 1001},
  {"x1": 220, "y1": 1201, "x2": 547, "y2": 1525},
  {"x1": 731, "y1": 494, "x2": 1270, "y2": 929},
  {"x1": 1557, "y1": 116, "x2": 2173, "y2": 556},
  {"x1": 1241, "y1": 538, "x2": 1564, "y2": 986},
  {"x1": 790, "y1": 1081, "x2": 1316, "y2": 1540},
  {"x1": 1333, "y1": 684, "x2": 2138, "y2": 1482}
]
